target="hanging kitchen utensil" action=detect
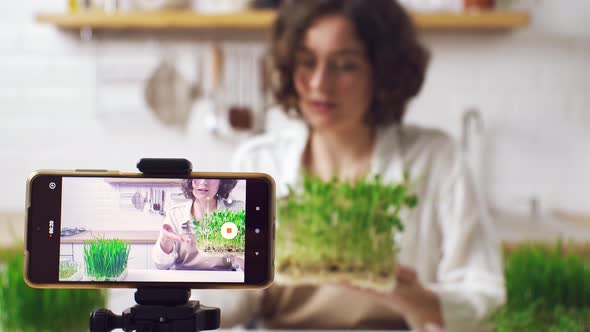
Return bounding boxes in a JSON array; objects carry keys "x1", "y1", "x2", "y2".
[
  {"x1": 203, "y1": 43, "x2": 224, "y2": 135},
  {"x1": 160, "y1": 189, "x2": 166, "y2": 215},
  {"x1": 131, "y1": 191, "x2": 146, "y2": 210},
  {"x1": 151, "y1": 187, "x2": 158, "y2": 212},
  {"x1": 211, "y1": 44, "x2": 268, "y2": 139},
  {"x1": 144, "y1": 58, "x2": 201, "y2": 129},
  {"x1": 155, "y1": 188, "x2": 161, "y2": 211},
  {"x1": 228, "y1": 48, "x2": 254, "y2": 131}
]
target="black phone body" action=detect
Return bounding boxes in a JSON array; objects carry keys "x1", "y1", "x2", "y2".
[{"x1": 25, "y1": 170, "x2": 275, "y2": 289}]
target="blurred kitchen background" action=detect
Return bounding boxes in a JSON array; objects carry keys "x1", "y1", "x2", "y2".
[{"x1": 0, "y1": 0, "x2": 589, "y2": 246}]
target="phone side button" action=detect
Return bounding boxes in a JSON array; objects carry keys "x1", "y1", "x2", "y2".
[{"x1": 26, "y1": 207, "x2": 33, "y2": 251}]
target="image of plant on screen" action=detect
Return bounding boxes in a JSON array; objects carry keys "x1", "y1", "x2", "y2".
[
  {"x1": 59, "y1": 260, "x2": 82, "y2": 281},
  {"x1": 194, "y1": 209, "x2": 246, "y2": 253},
  {"x1": 84, "y1": 236, "x2": 131, "y2": 281}
]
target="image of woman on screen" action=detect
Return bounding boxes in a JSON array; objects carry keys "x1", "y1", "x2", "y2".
[{"x1": 152, "y1": 179, "x2": 245, "y2": 271}]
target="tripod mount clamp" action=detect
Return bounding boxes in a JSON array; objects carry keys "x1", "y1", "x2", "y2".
[
  {"x1": 88, "y1": 158, "x2": 221, "y2": 332},
  {"x1": 136, "y1": 158, "x2": 193, "y2": 176}
]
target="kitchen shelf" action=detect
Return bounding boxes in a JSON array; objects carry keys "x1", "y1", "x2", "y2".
[{"x1": 35, "y1": 9, "x2": 530, "y2": 30}]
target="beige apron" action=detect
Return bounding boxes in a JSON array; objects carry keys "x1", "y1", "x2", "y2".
[{"x1": 259, "y1": 284, "x2": 409, "y2": 330}]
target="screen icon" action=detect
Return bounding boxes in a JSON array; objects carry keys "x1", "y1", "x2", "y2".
[
  {"x1": 48, "y1": 220, "x2": 54, "y2": 237},
  {"x1": 220, "y1": 222, "x2": 238, "y2": 240},
  {"x1": 49, "y1": 182, "x2": 56, "y2": 190}
]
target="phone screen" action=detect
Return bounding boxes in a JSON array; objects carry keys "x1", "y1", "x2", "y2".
[{"x1": 26, "y1": 173, "x2": 274, "y2": 288}]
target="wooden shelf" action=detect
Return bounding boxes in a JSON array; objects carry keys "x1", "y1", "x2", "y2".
[
  {"x1": 412, "y1": 11, "x2": 529, "y2": 29},
  {"x1": 35, "y1": 10, "x2": 529, "y2": 30}
]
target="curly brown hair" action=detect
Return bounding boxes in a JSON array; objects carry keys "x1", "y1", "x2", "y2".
[
  {"x1": 270, "y1": 0, "x2": 429, "y2": 126},
  {"x1": 181, "y1": 179, "x2": 238, "y2": 201}
]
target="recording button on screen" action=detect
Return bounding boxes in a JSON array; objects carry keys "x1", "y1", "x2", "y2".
[{"x1": 220, "y1": 222, "x2": 238, "y2": 240}]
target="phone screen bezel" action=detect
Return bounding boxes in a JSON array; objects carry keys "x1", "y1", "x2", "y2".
[{"x1": 25, "y1": 171, "x2": 274, "y2": 289}]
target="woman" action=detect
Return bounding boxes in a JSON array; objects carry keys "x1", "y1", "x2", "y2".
[
  {"x1": 152, "y1": 179, "x2": 245, "y2": 271},
  {"x1": 203, "y1": 0, "x2": 505, "y2": 331}
]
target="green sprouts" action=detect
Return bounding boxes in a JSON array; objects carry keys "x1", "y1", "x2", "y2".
[
  {"x1": 194, "y1": 209, "x2": 246, "y2": 252},
  {"x1": 58, "y1": 261, "x2": 79, "y2": 279},
  {"x1": 0, "y1": 245, "x2": 106, "y2": 332},
  {"x1": 277, "y1": 174, "x2": 418, "y2": 286},
  {"x1": 84, "y1": 236, "x2": 130, "y2": 280},
  {"x1": 495, "y1": 242, "x2": 590, "y2": 331},
  {"x1": 505, "y1": 242, "x2": 590, "y2": 309}
]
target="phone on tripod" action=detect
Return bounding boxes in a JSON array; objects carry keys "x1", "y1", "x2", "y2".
[{"x1": 25, "y1": 169, "x2": 275, "y2": 289}]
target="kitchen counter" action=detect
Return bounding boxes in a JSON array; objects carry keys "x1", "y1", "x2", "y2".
[
  {"x1": 60, "y1": 230, "x2": 160, "y2": 244},
  {"x1": 491, "y1": 207, "x2": 590, "y2": 243}
]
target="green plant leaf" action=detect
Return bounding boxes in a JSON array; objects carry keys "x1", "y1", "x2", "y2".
[
  {"x1": 83, "y1": 235, "x2": 130, "y2": 279},
  {"x1": 194, "y1": 210, "x2": 246, "y2": 252},
  {"x1": 0, "y1": 245, "x2": 106, "y2": 332},
  {"x1": 494, "y1": 242, "x2": 590, "y2": 331}
]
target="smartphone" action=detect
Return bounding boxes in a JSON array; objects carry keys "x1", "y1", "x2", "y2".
[{"x1": 25, "y1": 170, "x2": 275, "y2": 289}]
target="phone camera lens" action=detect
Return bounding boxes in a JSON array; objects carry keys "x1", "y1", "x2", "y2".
[{"x1": 49, "y1": 182, "x2": 56, "y2": 190}]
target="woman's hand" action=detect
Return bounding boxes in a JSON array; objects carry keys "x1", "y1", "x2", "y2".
[
  {"x1": 179, "y1": 233, "x2": 195, "y2": 245},
  {"x1": 161, "y1": 224, "x2": 182, "y2": 241},
  {"x1": 159, "y1": 224, "x2": 194, "y2": 254},
  {"x1": 344, "y1": 265, "x2": 445, "y2": 331}
]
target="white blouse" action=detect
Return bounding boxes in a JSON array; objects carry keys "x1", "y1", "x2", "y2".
[{"x1": 194, "y1": 122, "x2": 506, "y2": 332}]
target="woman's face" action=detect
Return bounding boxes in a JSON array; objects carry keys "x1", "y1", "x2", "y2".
[
  {"x1": 191, "y1": 179, "x2": 220, "y2": 201},
  {"x1": 294, "y1": 15, "x2": 373, "y2": 132}
]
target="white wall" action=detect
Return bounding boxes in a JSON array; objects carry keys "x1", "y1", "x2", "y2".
[
  {"x1": 407, "y1": 1, "x2": 590, "y2": 215},
  {"x1": 1, "y1": 0, "x2": 589, "y2": 219}
]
